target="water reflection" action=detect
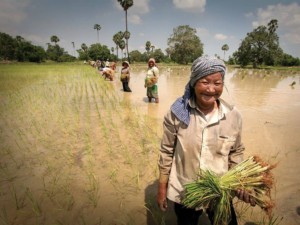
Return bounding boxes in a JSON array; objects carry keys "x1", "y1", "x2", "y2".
[{"x1": 115, "y1": 65, "x2": 300, "y2": 225}]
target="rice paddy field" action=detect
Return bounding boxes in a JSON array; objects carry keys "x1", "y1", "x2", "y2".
[
  {"x1": 0, "y1": 63, "x2": 166, "y2": 225},
  {"x1": 0, "y1": 62, "x2": 299, "y2": 225}
]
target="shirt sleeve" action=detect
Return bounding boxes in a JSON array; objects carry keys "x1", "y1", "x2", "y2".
[
  {"x1": 158, "y1": 110, "x2": 177, "y2": 183},
  {"x1": 152, "y1": 67, "x2": 159, "y2": 77}
]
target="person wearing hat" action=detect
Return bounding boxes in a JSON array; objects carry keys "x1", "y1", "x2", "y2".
[
  {"x1": 144, "y1": 58, "x2": 159, "y2": 103},
  {"x1": 120, "y1": 61, "x2": 132, "y2": 92},
  {"x1": 156, "y1": 56, "x2": 255, "y2": 225}
]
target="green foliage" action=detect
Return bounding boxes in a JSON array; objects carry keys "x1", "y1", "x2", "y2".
[
  {"x1": 94, "y1": 24, "x2": 101, "y2": 43},
  {"x1": 231, "y1": 19, "x2": 298, "y2": 68},
  {"x1": 117, "y1": 0, "x2": 133, "y2": 62},
  {"x1": 58, "y1": 54, "x2": 76, "y2": 62},
  {"x1": 145, "y1": 41, "x2": 151, "y2": 53},
  {"x1": 149, "y1": 49, "x2": 166, "y2": 63},
  {"x1": 129, "y1": 50, "x2": 143, "y2": 62},
  {"x1": 77, "y1": 43, "x2": 89, "y2": 60},
  {"x1": 0, "y1": 32, "x2": 16, "y2": 60},
  {"x1": 117, "y1": 0, "x2": 133, "y2": 11},
  {"x1": 88, "y1": 43, "x2": 111, "y2": 61},
  {"x1": 167, "y1": 25, "x2": 203, "y2": 64},
  {"x1": 227, "y1": 56, "x2": 236, "y2": 65},
  {"x1": 113, "y1": 31, "x2": 125, "y2": 60},
  {"x1": 77, "y1": 43, "x2": 114, "y2": 61},
  {"x1": 0, "y1": 33, "x2": 46, "y2": 62},
  {"x1": 221, "y1": 44, "x2": 229, "y2": 60},
  {"x1": 119, "y1": 40, "x2": 126, "y2": 59},
  {"x1": 46, "y1": 44, "x2": 64, "y2": 62},
  {"x1": 50, "y1": 35, "x2": 60, "y2": 45},
  {"x1": 280, "y1": 53, "x2": 300, "y2": 66}
]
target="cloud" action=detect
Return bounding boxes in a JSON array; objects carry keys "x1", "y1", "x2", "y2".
[
  {"x1": 196, "y1": 27, "x2": 210, "y2": 37},
  {"x1": 214, "y1": 33, "x2": 228, "y2": 41},
  {"x1": 252, "y1": 3, "x2": 300, "y2": 44},
  {"x1": 0, "y1": 0, "x2": 31, "y2": 32},
  {"x1": 130, "y1": 0, "x2": 150, "y2": 14},
  {"x1": 128, "y1": 14, "x2": 142, "y2": 24},
  {"x1": 115, "y1": 0, "x2": 150, "y2": 25},
  {"x1": 22, "y1": 34, "x2": 46, "y2": 45},
  {"x1": 173, "y1": 0, "x2": 206, "y2": 13}
]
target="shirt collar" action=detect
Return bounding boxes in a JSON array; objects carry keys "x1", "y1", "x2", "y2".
[{"x1": 189, "y1": 97, "x2": 230, "y2": 121}]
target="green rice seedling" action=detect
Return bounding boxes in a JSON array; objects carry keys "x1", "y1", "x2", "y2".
[
  {"x1": 0, "y1": 207, "x2": 9, "y2": 225},
  {"x1": 144, "y1": 201, "x2": 166, "y2": 225},
  {"x1": 42, "y1": 174, "x2": 59, "y2": 200},
  {"x1": 59, "y1": 191, "x2": 75, "y2": 211},
  {"x1": 132, "y1": 171, "x2": 140, "y2": 189},
  {"x1": 9, "y1": 184, "x2": 26, "y2": 210},
  {"x1": 235, "y1": 202, "x2": 283, "y2": 225},
  {"x1": 25, "y1": 187, "x2": 42, "y2": 217},
  {"x1": 85, "y1": 172, "x2": 100, "y2": 208},
  {"x1": 122, "y1": 145, "x2": 133, "y2": 165},
  {"x1": 183, "y1": 156, "x2": 277, "y2": 225},
  {"x1": 109, "y1": 168, "x2": 119, "y2": 184},
  {"x1": 43, "y1": 173, "x2": 75, "y2": 211}
]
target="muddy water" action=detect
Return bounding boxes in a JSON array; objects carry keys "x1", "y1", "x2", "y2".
[{"x1": 115, "y1": 65, "x2": 300, "y2": 224}]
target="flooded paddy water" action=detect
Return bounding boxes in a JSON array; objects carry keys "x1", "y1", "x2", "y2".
[
  {"x1": 114, "y1": 65, "x2": 300, "y2": 225},
  {"x1": 0, "y1": 63, "x2": 299, "y2": 225}
]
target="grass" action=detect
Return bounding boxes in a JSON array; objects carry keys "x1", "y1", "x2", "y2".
[
  {"x1": 0, "y1": 63, "x2": 161, "y2": 225},
  {"x1": 0, "y1": 62, "x2": 292, "y2": 225}
]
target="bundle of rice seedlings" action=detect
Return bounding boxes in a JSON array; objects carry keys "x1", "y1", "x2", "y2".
[{"x1": 182, "y1": 156, "x2": 276, "y2": 225}]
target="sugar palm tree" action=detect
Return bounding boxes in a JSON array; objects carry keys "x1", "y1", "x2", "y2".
[
  {"x1": 50, "y1": 35, "x2": 60, "y2": 45},
  {"x1": 81, "y1": 43, "x2": 88, "y2": 52},
  {"x1": 221, "y1": 44, "x2": 229, "y2": 60},
  {"x1": 111, "y1": 47, "x2": 114, "y2": 55},
  {"x1": 113, "y1": 31, "x2": 124, "y2": 61},
  {"x1": 119, "y1": 40, "x2": 126, "y2": 61},
  {"x1": 117, "y1": 0, "x2": 133, "y2": 62},
  {"x1": 71, "y1": 41, "x2": 75, "y2": 57},
  {"x1": 94, "y1": 24, "x2": 101, "y2": 43},
  {"x1": 151, "y1": 45, "x2": 155, "y2": 52},
  {"x1": 145, "y1": 41, "x2": 151, "y2": 54}
]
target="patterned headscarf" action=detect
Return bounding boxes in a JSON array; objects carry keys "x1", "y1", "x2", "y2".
[
  {"x1": 148, "y1": 58, "x2": 156, "y2": 67},
  {"x1": 122, "y1": 61, "x2": 130, "y2": 67},
  {"x1": 170, "y1": 56, "x2": 226, "y2": 126}
]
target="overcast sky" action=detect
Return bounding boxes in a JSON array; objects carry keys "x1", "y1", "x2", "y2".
[{"x1": 1, "y1": 0, "x2": 300, "y2": 60}]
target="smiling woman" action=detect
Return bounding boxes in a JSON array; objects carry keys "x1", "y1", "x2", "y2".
[
  {"x1": 193, "y1": 72, "x2": 224, "y2": 115},
  {"x1": 157, "y1": 56, "x2": 253, "y2": 225}
]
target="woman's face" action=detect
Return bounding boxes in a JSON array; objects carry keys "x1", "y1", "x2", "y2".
[
  {"x1": 148, "y1": 61, "x2": 154, "y2": 67},
  {"x1": 194, "y1": 72, "x2": 224, "y2": 108}
]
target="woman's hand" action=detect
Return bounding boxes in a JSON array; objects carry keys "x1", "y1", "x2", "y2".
[
  {"x1": 236, "y1": 189, "x2": 256, "y2": 207},
  {"x1": 157, "y1": 182, "x2": 168, "y2": 211}
]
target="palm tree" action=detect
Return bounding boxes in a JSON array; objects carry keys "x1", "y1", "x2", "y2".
[
  {"x1": 221, "y1": 44, "x2": 229, "y2": 60},
  {"x1": 151, "y1": 45, "x2": 155, "y2": 52},
  {"x1": 111, "y1": 47, "x2": 114, "y2": 55},
  {"x1": 145, "y1": 41, "x2": 151, "y2": 54},
  {"x1": 117, "y1": 0, "x2": 133, "y2": 62},
  {"x1": 81, "y1": 43, "x2": 88, "y2": 52},
  {"x1": 50, "y1": 35, "x2": 60, "y2": 45},
  {"x1": 71, "y1": 41, "x2": 75, "y2": 57},
  {"x1": 94, "y1": 24, "x2": 101, "y2": 43},
  {"x1": 113, "y1": 31, "x2": 124, "y2": 61},
  {"x1": 119, "y1": 40, "x2": 126, "y2": 61},
  {"x1": 165, "y1": 47, "x2": 172, "y2": 59}
]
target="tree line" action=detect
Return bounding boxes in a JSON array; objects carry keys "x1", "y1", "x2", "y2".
[{"x1": 0, "y1": 20, "x2": 299, "y2": 67}]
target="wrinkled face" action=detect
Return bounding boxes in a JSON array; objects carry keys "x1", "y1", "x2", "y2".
[{"x1": 194, "y1": 72, "x2": 224, "y2": 108}]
